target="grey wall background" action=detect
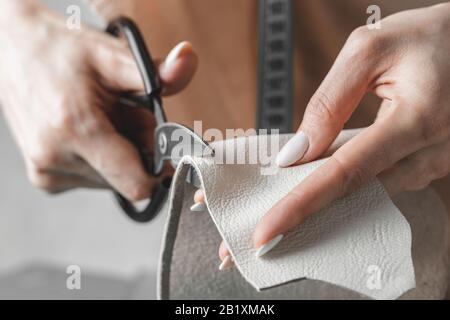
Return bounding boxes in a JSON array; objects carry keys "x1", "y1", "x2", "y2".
[{"x1": 0, "y1": 0, "x2": 164, "y2": 299}]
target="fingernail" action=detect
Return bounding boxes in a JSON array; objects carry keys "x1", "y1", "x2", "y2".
[
  {"x1": 275, "y1": 131, "x2": 309, "y2": 167},
  {"x1": 194, "y1": 189, "x2": 204, "y2": 202},
  {"x1": 164, "y1": 41, "x2": 188, "y2": 71},
  {"x1": 133, "y1": 198, "x2": 151, "y2": 211},
  {"x1": 255, "y1": 234, "x2": 284, "y2": 258},
  {"x1": 190, "y1": 202, "x2": 207, "y2": 212},
  {"x1": 219, "y1": 255, "x2": 234, "y2": 271}
]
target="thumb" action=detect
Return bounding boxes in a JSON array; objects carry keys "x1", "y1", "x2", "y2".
[
  {"x1": 92, "y1": 37, "x2": 198, "y2": 95},
  {"x1": 276, "y1": 28, "x2": 383, "y2": 167},
  {"x1": 158, "y1": 41, "x2": 198, "y2": 96}
]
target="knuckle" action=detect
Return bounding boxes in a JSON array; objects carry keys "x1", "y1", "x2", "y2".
[
  {"x1": 54, "y1": 110, "x2": 76, "y2": 133},
  {"x1": 305, "y1": 91, "x2": 338, "y2": 127},
  {"x1": 51, "y1": 99, "x2": 83, "y2": 135},
  {"x1": 284, "y1": 191, "x2": 307, "y2": 225},
  {"x1": 100, "y1": 44, "x2": 129, "y2": 71},
  {"x1": 348, "y1": 26, "x2": 370, "y2": 45},
  {"x1": 58, "y1": 105, "x2": 106, "y2": 140},
  {"x1": 400, "y1": 98, "x2": 450, "y2": 145},
  {"x1": 409, "y1": 108, "x2": 439, "y2": 144},
  {"x1": 75, "y1": 112, "x2": 105, "y2": 139},
  {"x1": 67, "y1": 41, "x2": 89, "y2": 65},
  {"x1": 27, "y1": 170, "x2": 59, "y2": 194},
  {"x1": 345, "y1": 26, "x2": 384, "y2": 61},
  {"x1": 329, "y1": 157, "x2": 367, "y2": 195},
  {"x1": 107, "y1": 52, "x2": 121, "y2": 71},
  {"x1": 77, "y1": 42, "x2": 91, "y2": 63},
  {"x1": 28, "y1": 150, "x2": 60, "y2": 172},
  {"x1": 397, "y1": 102, "x2": 434, "y2": 145},
  {"x1": 428, "y1": 112, "x2": 450, "y2": 142}
]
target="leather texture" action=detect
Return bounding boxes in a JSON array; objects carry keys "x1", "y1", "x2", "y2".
[{"x1": 158, "y1": 133, "x2": 449, "y2": 300}]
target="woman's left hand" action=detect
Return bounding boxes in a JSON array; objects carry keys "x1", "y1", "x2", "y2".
[{"x1": 193, "y1": 3, "x2": 450, "y2": 268}]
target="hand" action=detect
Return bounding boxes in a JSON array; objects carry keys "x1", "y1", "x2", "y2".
[
  {"x1": 193, "y1": 3, "x2": 450, "y2": 267},
  {"x1": 253, "y1": 3, "x2": 450, "y2": 254},
  {"x1": 0, "y1": 1, "x2": 198, "y2": 200}
]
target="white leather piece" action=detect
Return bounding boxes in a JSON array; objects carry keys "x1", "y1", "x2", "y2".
[{"x1": 158, "y1": 134, "x2": 449, "y2": 300}]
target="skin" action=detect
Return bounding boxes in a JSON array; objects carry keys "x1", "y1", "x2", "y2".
[
  {"x1": 0, "y1": 1, "x2": 198, "y2": 200},
  {"x1": 192, "y1": 3, "x2": 450, "y2": 261}
]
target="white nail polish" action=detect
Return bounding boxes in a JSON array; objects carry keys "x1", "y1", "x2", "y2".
[
  {"x1": 219, "y1": 255, "x2": 234, "y2": 271},
  {"x1": 190, "y1": 202, "x2": 207, "y2": 212},
  {"x1": 255, "y1": 234, "x2": 284, "y2": 258},
  {"x1": 133, "y1": 198, "x2": 151, "y2": 211},
  {"x1": 164, "y1": 41, "x2": 187, "y2": 70},
  {"x1": 275, "y1": 131, "x2": 309, "y2": 168}
]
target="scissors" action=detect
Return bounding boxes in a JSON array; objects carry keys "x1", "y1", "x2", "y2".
[{"x1": 106, "y1": 17, "x2": 214, "y2": 223}]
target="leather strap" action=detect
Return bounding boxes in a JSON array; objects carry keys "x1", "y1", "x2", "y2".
[{"x1": 256, "y1": 0, "x2": 294, "y2": 133}]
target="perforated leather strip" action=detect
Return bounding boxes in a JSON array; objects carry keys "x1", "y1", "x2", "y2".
[{"x1": 256, "y1": 0, "x2": 294, "y2": 133}]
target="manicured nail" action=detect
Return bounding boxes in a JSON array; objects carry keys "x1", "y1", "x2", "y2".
[
  {"x1": 133, "y1": 198, "x2": 151, "y2": 211},
  {"x1": 190, "y1": 202, "x2": 207, "y2": 212},
  {"x1": 194, "y1": 189, "x2": 205, "y2": 202},
  {"x1": 164, "y1": 41, "x2": 189, "y2": 71},
  {"x1": 219, "y1": 255, "x2": 234, "y2": 271},
  {"x1": 275, "y1": 131, "x2": 309, "y2": 167},
  {"x1": 255, "y1": 234, "x2": 284, "y2": 258}
]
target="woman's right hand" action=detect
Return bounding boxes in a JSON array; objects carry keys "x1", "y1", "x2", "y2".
[{"x1": 0, "y1": 1, "x2": 198, "y2": 200}]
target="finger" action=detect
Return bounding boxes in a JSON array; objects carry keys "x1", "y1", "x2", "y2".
[
  {"x1": 75, "y1": 109, "x2": 154, "y2": 201},
  {"x1": 190, "y1": 190, "x2": 232, "y2": 264},
  {"x1": 91, "y1": 38, "x2": 198, "y2": 95},
  {"x1": 90, "y1": 36, "x2": 144, "y2": 92},
  {"x1": 47, "y1": 166, "x2": 108, "y2": 188},
  {"x1": 159, "y1": 41, "x2": 199, "y2": 96},
  {"x1": 322, "y1": 128, "x2": 363, "y2": 157},
  {"x1": 218, "y1": 241, "x2": 234, "y2": 271},
  {"x1": 219, "y1": 241, "x2": 230, "y2": 261},
  {"x1": 380, "y1": 140, "x2": 450, "y2": 195},
  {"x1": 190, "y1": 188, "x2": 207, "y2": 212},
  {"x1": 111, "y1": 103, "x2": 175, "y2": 187},
  {"x1": 376, "y1": 99, "x2": 393, "y2": 121},
  {"x1": 26, "y1": 167, "x2": 105, "y2": 194},
  {"x1": 23, "y1": 144, "x2": 109, "y2": 188},
  {"x1": 191, "y1": 190, "x2": 233, "y2": 267},
  {"x1": 276, "y1": 28, "x2": 388, "y2": 168},
  {"x1": 190, "y1": 189, "x2": 234, "y2": 270},
  {"x1": 194, "y1": 189, "x2": 205, "y2": 203},
  {"x1": 190, "y1": 188, "x2": 234, "y2": 267},
  {"x1": 41, "y1": 153, "x2": 109, "y2": 187},
  {"x1": 254, "y1": 111, "x2": 424, "y2": 248}
]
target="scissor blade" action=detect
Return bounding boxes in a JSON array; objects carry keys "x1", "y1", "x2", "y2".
[{"x1": 153, "y1": 122, "x2": 214, "y2": 175}]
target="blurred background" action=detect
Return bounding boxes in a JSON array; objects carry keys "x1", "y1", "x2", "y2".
[{"x1": 0, "y1": 0, "x2": 165, "y2": 299}]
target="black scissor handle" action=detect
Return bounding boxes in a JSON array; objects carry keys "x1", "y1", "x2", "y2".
[
  {"x1": 106, "y1": 17, "x2": 170, "y2": 223},
  {"x1": 106, "y1": 17, "x2": 167, "y2": 124},
  {"x1": 107, "y1": 17, "x2": 160, "y2": 98},
  {"x1": 114, "y1": 177, "x2": 172, "y2": 223}
]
